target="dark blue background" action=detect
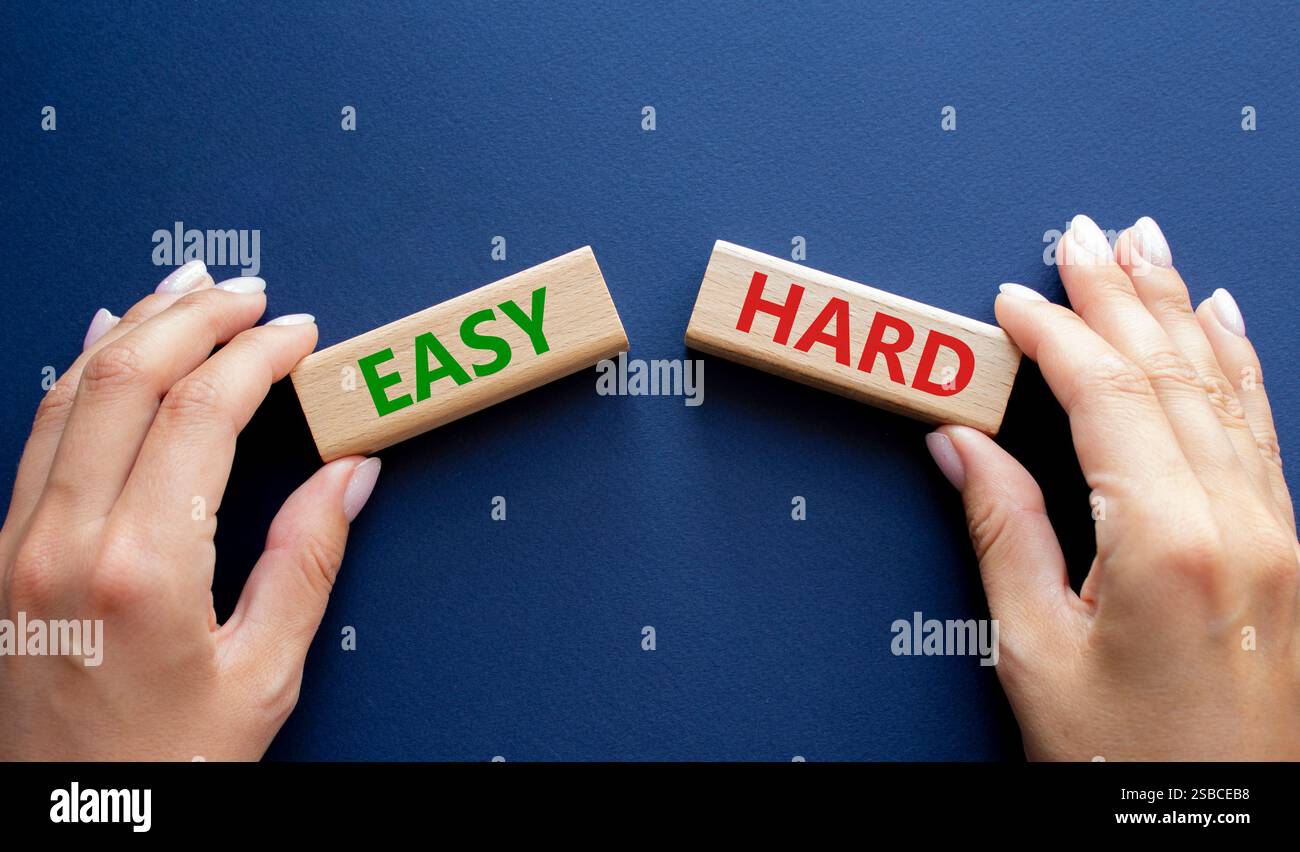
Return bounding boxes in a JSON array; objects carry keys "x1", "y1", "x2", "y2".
[{"x1": 2, "y1": 1, "x2": 1296, "y2": 759}]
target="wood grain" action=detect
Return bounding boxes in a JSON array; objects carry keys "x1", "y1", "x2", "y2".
[
  {"x1": 291, "y1": 246, "x2": 628, "y2": 460},
  {"x1": 684, "y1": 241, "x2": 1021, "y2": 433}
]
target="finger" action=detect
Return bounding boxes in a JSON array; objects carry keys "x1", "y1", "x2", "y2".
[
  {"x1": 2, "y1": 262, "x2": 213, "y2": 548},
  {"x1": 1056, "y1": 215, "x2": 1253, "y2": 502},
  {"x1": 219, "y1": 456, "x2": 381, "y2": 682},
  {"x1": 1114, "y1": 221, "x2": 1278, "y2": 514},
  {"x1": 40, "y1": 282, "x2": 267, "y2": 525},
  {"x1": 118, "y1": 312, "x2": 318, "y2": 570},
  {"x1": 926, "y1": 426, "x2": 1089, "y2": 660},
  {"x1": 994, "y1": 284, "x2": 1197, "y2": 503},
  {"x1": 1195, "y1": 292, "x2": 1295, "y2": 533}
]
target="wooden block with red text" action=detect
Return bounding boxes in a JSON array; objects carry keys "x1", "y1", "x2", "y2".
[
  {"x1": 684, "y1": 241, "x2": 1020, "y2": 433},
  {"x1": 291, "y1": 246, "x2": 628, "y2": 461}
]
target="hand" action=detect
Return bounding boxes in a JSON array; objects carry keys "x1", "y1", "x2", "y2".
[
  {"x1": 926, "y1": 214, "x2": 1299, "y2": 760},
  {"x1": 0, "y1": 262, "x2": 381, "y2": 760}
]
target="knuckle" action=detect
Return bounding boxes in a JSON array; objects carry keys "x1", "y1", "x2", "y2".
[
  {"x1": 1199, "y1": 372, "x2": 1248, "y2": 425},
  {"x1": 1249, "y1": 532, "x2": 1299, "y2": 595},
  {"x1": 296, "y1": 532, "x2": 345, "y2": 596},
  {"x1": 86, "y1": 540, "x2": 150, "y2": 612},
  {"x1": 1156, "y1": 531, "x2": 1226, "y2": 590},
  {"x1": 8, "y1": 537, "x2": 62, "y2": 610},
  {"x1": 174, "y1": 289, "x2": 226, "y2": 328},
  {"x1": 1140, "y1": 347, "x2": 1201, "y2": 395},
  {"x1": 1075, "y1": 355, "x2": 1153, "y2": 407},
  {"x1": 1090, "y1": 276, "x2": 1136, "y2": 299},
  {"x1": 232, "y1": 327, "x2": 274, "y2": 360},
  {"x1": 81, "y1": 342, "x2": 151, "y2": 394},
  {"x1": 32, "y1": 381, "x2": 77, "y2": 432},
  {"x1": 1146, "y1": 285, "x2": 1194, "y2": 317},
  {"x1": 159, "y1": 373, "x2": 227, "y2": 427},
  {"x1": 965, "y1": 499, "x2": 1016, "y2": 565},
  {"x1": 86, "y1": 566, "x2": 149, "y2": 613},
  {"x1": 175, "y1": 287, "x2": 215, "y2": 309},
  {"x1": 1253, "y1": 430, "x2": 1284, "y2": 470}
]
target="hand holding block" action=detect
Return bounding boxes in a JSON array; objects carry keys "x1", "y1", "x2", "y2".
[
  {"x1": 291, "y1": 247, "x2": 628, "y2": 460},
  {"x1": 684, "y1": 241, "x2": 1021, "y2": 433}
]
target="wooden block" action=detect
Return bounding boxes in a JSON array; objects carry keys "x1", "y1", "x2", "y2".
[
  {"x1": 291, "y1": 246, "x2": 628, "y2": 461},
  {"x1": 684, "y1": 241, "x2": 1021, "y2": 434}
]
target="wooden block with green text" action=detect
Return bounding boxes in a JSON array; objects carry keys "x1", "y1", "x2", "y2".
[
  {"x1": 291, "y1": 246, "x2": 628, "y2": 461},
  {"x1": 684, "y1": 241, "x2": 1021, "y2": 433}
]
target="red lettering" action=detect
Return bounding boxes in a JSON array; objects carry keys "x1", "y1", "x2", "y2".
[
  {"x1": 793, "y1": 297, "x2": 851, "y2": 365},
  {"x1": 911, "y1": 331, "x2": 975, "y2": 396},
  {"x1": 857, "y1": 312, "x2": 914, "y2": 384},
  {"x1": 736, "y1": 271, "x2": 804, "y2": 345},
  {"x1": 734, "y1": 275, "x2": 978, "y2": 397}
]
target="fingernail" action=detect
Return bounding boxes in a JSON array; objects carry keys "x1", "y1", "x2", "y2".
[
  {"x1": 1131, "y1": 216, "x2": 1172, "y2": 268},
  {"x1": 1066, "y1": 214, "x2": 1113, "y2": 259},
  {"x1": 215, "y1": 276, "x2": 266, "y2": 294},
  {"x1": 82, "y1": 308, "x2": 120, "y2": 351},
  {"x1": 998, "y1": 282, "x2": 1048, "y2": 302},
  {"x1": 266, "y1": 313, "x2": 315, "y2": 326},
  {"x1": 1211, "y1": 288, "x2": 1246, "y2": 337},
  {"x1": 155, "y1": 259, "x2": 209, "y2": 294},
  {"x1": 925, "y1": 432, "x2": 966, "y2": 491},
  {"x1": 343, "y1": 457, "x2": 382, "y2": 522}
]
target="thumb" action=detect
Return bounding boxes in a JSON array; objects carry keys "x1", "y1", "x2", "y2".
[
  {"x1": 223, "y1": 455, "x2": 381, "y2": 678},
  {"x1": 926, "y1": 425, "x2": 1085, "y2": 662}
]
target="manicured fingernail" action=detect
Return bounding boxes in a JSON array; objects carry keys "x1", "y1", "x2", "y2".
[
  {"x1": 266, "y1": 313, "x2": 315, "y2": 326},
  {"x1": 998, "y1": 282, "x2": 1048, "y2": 302},
  {"x1": 155, "y1": 259, "x2": 209, "y2": 294},
  {"x1": 1211, "y1": 288, "x2": 1245, "y2": 337},
  {"x1": 1131, "y1": 216, "x2": 1172, "y2": 268},
  {"x1": 1066, "y1": 214, "x2": 1112, "y2": 258},
  {"x1": 215, "y1": 276, "x2": 266, "y2": 294},
  {"x1": 82, "y1": 308, "x2": 120, "y2": 351},
  {"x1": 343, "y1": 457, "x2": 382, "y2": 521},
  {"x1": 925, "y1": 432, "x2": 966, "y2": 490}
]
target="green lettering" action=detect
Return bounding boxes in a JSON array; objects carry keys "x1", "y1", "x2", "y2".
[
  {"x1": 499, "y1": 287, "x2": 550, "y2": 355},
  {"x1": 414, "y1": 331, "x2": 471, "y2": 400},
  {"x1": 459, "y1": 308, "x2": 512, "y2": 377},
  {"x1": 358, "y1": 348, "x2": 412, "y2": 417}
]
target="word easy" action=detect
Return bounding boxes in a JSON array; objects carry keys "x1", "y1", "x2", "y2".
[
  {"x1": 358, "y1": 287, "x2": 549, "y2": 417},
  {"x1": 290, "y1": 246, "x2": 628, "y2": 460}
]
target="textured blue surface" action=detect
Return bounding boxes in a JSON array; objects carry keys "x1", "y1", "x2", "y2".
[{"x1": 2, "y1": 1, "x2": 1296, "y2": 760}]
